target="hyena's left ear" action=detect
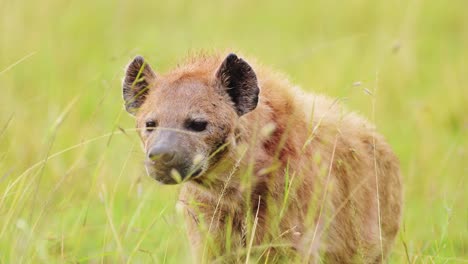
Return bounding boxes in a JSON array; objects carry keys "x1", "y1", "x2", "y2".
[
  {"x1": 122, "y1": 56, "x2": 156, "y2": 115},
  {"x1": 216, "y1": 53, "x2": 260, "y2": 116}
]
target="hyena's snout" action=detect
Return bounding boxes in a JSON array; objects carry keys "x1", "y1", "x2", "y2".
[
  {"x1": 144, "y1": 130, "x2": 202, "y2": 184},
  {"x1": 147, "y1": 144, "x2": 176, "y2": 167}
]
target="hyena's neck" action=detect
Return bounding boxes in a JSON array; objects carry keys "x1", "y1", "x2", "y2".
[{"x1": 180, "y1": 149, "x2": 257, "y2": 210}]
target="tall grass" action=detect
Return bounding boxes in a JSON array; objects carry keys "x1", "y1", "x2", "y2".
[{"x1": 0, "y1": 0, "x2": 466, "y2": 263}]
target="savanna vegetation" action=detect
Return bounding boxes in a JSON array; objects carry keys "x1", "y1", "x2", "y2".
[{"x1": 0, "y1": 0, "x2": 466, "y2": 263}]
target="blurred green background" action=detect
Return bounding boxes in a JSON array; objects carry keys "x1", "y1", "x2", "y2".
[{"x1": 0, "y1": 0, "x2": 466, "y2": 263}]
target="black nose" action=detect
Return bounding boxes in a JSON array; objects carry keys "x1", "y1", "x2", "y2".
[{"x1": 148, "y1": 145, "x2": 176, "y2": 165}]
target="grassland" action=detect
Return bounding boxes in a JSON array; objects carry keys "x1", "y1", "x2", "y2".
[{"x1": 0, "y1": 0, "x2": 466, "y2": 263}]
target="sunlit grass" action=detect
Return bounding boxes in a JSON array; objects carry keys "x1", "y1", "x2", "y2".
[{"x1": 0, "y1": 0, "x2": 467, "y2": 263}]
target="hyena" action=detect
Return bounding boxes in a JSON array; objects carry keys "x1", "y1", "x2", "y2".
[{"x1": 121, "y1": 52, "x2": 402, "y2": 263}]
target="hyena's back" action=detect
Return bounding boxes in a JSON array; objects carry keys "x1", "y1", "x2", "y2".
[{"x1": 297, "y1": 92, "x2": 403, "y2": 262}]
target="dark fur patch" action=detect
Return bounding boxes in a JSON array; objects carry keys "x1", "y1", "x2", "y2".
[
  {"x1": 216, "y1": 53, "x2": 260, "y2": 116},
  {"x1": 250, "y1": 178, "x2": 269, "y2": 243}
]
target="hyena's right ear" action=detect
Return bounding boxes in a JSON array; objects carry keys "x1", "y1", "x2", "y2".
[{"x1": 122, "y1": 56, "x2": 156, "y2": 115}]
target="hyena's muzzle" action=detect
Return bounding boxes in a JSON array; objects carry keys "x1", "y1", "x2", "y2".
[{"x1": 144, "y1": 129, "x2": 204, "y2": 184}]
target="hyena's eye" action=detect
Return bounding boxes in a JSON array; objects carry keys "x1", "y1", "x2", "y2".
[
  {"x1": 145, "y1": 120, "x2": 158, "y2": 132},
  {"x1": 186, "y1": 120, "x2": 208, "y2": 132}
]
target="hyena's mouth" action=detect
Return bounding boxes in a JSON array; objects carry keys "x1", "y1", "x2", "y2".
[
  {"x1": 185, "y1": 154, "x2": 211, "y2": 180},
  {"x1": 190, "y1": 168, "x2": 203, "y2": 177},
  {"x1": 185, "y1": 160, "x2": 208, "y2": 180},
  {"x1": 144, "y1": 159, "x2": 207, "y2": 184}
]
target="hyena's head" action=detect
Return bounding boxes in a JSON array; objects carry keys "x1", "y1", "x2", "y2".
[{"x1": 122, "y1": 54, "x2": 259, "y2": 184}]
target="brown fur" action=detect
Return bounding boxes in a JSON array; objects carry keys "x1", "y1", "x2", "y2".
[{"x1": 123, "y1": 52, "x2": 402, "y2": 263}]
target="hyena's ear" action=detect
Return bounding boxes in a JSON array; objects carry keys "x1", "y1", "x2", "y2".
[
  {"x1": 216, "y1": 53, "x2": 260, "y2": 116},
  {"x1": 122, "y1": 56, "x2": 156, "y2": 115}
]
